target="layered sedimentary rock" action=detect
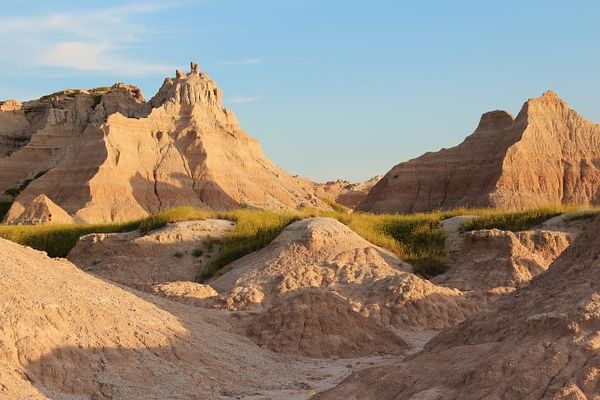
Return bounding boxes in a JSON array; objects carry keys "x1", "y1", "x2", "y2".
[
  {"x1": 247, "y1": 289, "x2": 408, "y2": 358},
  {"x1": 211, "y1": 218, "x2": 492, "y2": 330},
  {"x1": 11, "y1": 194, "x2": 73, "y2": 225},
  {"x1": 360, "y1": 91, "x2": 600, "y2": 212},
  {"x1": 319, "y1": 216, "x2": 600, "y2": 400},
  {"x1": 434, "y1": 229, "x2": 573, "y2": 290},
  {"x1": 1, "y1": 62, "x2": 324, "y2": 223}
]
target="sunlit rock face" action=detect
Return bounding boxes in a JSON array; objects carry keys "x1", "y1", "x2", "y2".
[
  {"x1": 360, "y1": 91, "x2": 600, "y2": 213},
  {"x1": 0, "y1": 62, "x2": 324, "y2": 224}
]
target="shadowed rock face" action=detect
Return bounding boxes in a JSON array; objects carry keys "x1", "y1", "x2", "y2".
[
  {"x1": 360, "y1": 91, "x2": 600, "y2": 213},
  {"x1": 0, "y1": 63, "x2": 324, "y2": 224}
]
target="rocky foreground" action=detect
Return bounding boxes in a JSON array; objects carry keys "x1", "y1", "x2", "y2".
[
  {"x1": 0, "y1": 210, "x2": 595, "y2": 399},
  {"x1": 318, "y1": 215, "x2": 600, "y2": 399},
  {"x1": 360, "y1": 91, "x2": 600, "y2": 213}
]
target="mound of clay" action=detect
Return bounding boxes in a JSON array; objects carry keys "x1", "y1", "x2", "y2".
[
  {"x1": 212, "y1": 218, "x2": 492, "y2": 330},
  {"x1": 434, "y1": 229, "x2": 573, "y2": 290},
  {"x1": 318, "y1": 216, "x2": 600, "y2": 400},
  {"x1": 0, "y1": 238, "x2": 334, "y2": 399},
  {"x1": 360, "y1": 91, "x2": 600, "y2": 213},
  {"x1": 248, "y1": 290, "x2": 408, "y2": 358},
  {"x1": 1, "y1": 62, "x2": 325, "y2": 224},
  {"x1": 10, "y1": 193, "x2": 73, "y2": 225},
  {"x1": 68, "y1": 219, "x2": 234, "y2": 291}
]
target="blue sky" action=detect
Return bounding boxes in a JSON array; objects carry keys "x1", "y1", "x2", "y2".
[{"x1": 1, "y1": 0, "x2": 599, "y2": 182}]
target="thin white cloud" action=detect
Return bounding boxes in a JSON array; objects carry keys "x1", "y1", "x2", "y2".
[
  {"x1": 228, "y1": 95, "x2": 263, "y2": 105},
  {"x1": 0, "y1": 2, "x2": 177, "y2": 75},
  {"x1": 219, "y1": 58, "x2": 262, "y2": 66}
]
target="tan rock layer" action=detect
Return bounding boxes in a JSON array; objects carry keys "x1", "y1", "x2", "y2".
[
  {"x1": 434, "y1": 229, "x2": 573, "y2": 290},
  {"x1": 1, "y1": 63, "x2": 325, "y2": 223},
  {"x1": 360, "y1": 91, "x2": 600, "y2": 213},
  {"x1": 247, "y1": 289, "x2": 408, "y2": 358},
  {"x1": 318, "y1": 216, "x2": 600, "y2": 400}
]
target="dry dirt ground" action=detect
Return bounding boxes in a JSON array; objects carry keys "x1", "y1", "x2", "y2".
[
  {"x1": 3, "y1": 214, "x2": 593, "y2": 399},
  {"x1": 0, "y1": 237, "x2": 402, "y2": 399},
  {"x1": 317, "y1": 215, "x2": 600, "y2": 400}
]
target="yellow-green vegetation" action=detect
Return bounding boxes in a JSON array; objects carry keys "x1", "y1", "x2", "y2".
[
  {"x1": 303, "y1": 209, "x2": 449, "y2": 277},
  {"x1": 1, "y1": 203, "x2": 597, "y2": 281},
  {"x1": 39, "y1": 87, "x2": 111, "y2": 102},
  {"x1": 0, "y1": 221, "x2": 139, "y2": 258},
  {"x1": 320, "y1": 197, "x2": 350, "y2": 214},
  {"x1": 198, "y1": 209, "x2": 300, "y2": 281},
  {"x1": 139, "y1": 206, "x2": 214, "y2": 234},
  {"x1": 459, "y1": 205, "x2": 599, "y2": 232},
  {"x1": 138, "y1": 206, "x2": 300, "y2": 281}
]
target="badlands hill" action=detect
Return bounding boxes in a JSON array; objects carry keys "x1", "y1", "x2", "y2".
[
  {"x1": 319, "y1": 215, "x2": 600, "y2": 399},
  {"x1": 0, "y1": 237, "x2": 347, "y2": 399},
  {"x1": 0, "y1": 62, "x2": 324, "y2": 224},
  {"x1": 360, "y1": 91, "x2": 600, "y2": 213}
]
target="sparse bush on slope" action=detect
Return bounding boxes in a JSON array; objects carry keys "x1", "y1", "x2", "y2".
[
  {"x1": 0, "y1": 221, "x2": 139, "y2": 257},
  {"x1": 197, "y1": 209, "x2": 300, "y2": 281},
  {"x1": 459, "y1": 205, "x2": 598, "y2": 232},
  {"x1": 1, "y1": 204, "x2": 596, "y2": 280}
]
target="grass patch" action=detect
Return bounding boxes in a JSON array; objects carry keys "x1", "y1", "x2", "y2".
[
  {"x1": 459, "y1": 205, "x2": 589, "y2": 232},
  {"x1": 320, "y1": 197, "x2": 349, "y2": 214},
  {"x1": 0, "y1": 221, "x2": 139, "y2": 258},
  {"x1": 198, "y1": 210, "x2": 300, "y2": 281},
  {"x1": 139, "y1": 206, "x2": 214, "y2": 234},
  {"x1": 136, "y1": 206, "x2": 300, "y2": 281},
  {"x1": 301, "y1": 208, "x2": 449, "y2": 275},
  {"x1": 39, "y1": 87, "x2": 111, "y2": 102},
  {"x1": 2, "y1": 204, "x2": 595, "y2": 281}
]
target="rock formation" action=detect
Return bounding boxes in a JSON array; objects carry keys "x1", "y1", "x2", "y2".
[
  {"x1": 0, "y1": 62, "x2": 324, "y2": 224},
  {"x1": 247, "y1": 289, "x2": 408, "y2": 358},
  {"x1": 10, "y1": 193, "x2": 73, "y2": 225},
  {"x1": 0, "y1": 238, "x2": 342, "y2": 399},
  {"x1": 211, "y1": 218, "x2": 492, "y2": 330},
  {"x1": 68, "y1": 219, "x2": 234, "y2": 291},
  {"x1": 318, "y1": 215, "x2": 600, "y2": 400},
  {"x1": 434, "y1": 228, "x2": 573, "y2": 290},
  {"x1": 360, "y1": 91, "x2": 600, "y2": 213}
]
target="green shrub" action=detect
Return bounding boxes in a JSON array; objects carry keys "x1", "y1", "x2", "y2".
[
  {"x1": 459, "y1": 205, "x2": 583, "y2": 232},
  {"x1": 0, "y1": 201, "x2": 12, "y2": 220},
  {"x1": 197, "y1": 210, "x2": 299, "y2": 281},
  {"x1": 0, "y1": 221, "x2": 139, "y2": 257},
  {"x1": 3, "y1": 188, "x2": 21, "y2": 197},
  {"x1": 192, "y1": 248, "x2": 204, "y2": 257}
]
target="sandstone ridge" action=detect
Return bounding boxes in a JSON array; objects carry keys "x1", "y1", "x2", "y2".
[
  {"x1": 360, "y1": 91, "x2": 600, "y2": 213},
  {"x1": 0, "y1": 61, "x2": 325, "y2": 224}
]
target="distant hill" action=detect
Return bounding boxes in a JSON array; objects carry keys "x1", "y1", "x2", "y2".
[{"x1": 359, "y1": 91, "x2": 600, "y2": 213}]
